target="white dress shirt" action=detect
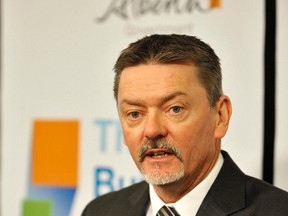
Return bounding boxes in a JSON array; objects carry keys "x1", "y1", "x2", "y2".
[{"x1": 146, "y1": 153, "x2": 224, "y2": 216}]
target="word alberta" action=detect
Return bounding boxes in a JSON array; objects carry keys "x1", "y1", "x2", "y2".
[{"x1": 96, "y1": 0, "x2": 212, "y2": 22}]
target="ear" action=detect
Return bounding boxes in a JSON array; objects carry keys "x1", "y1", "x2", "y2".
[{"x1": 214, "y1": 95, "x2": 232, "y2": 138}]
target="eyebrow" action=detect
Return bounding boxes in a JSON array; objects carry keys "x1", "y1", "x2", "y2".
[
  {"x1": 161, "y1": 91, "x2": 187, "y2": 104},
  {"x1": 119, "y1": 91, "x2": 187, "y2": 107}
]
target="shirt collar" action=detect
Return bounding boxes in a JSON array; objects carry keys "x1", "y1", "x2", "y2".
[{"x1": 148, "y1": 152, "x2": 224, "y2": 216}]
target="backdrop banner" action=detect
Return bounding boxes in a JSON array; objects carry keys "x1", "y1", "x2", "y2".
[{"x1": 1, "y1": 1, "x2": 287, "y2": 216}]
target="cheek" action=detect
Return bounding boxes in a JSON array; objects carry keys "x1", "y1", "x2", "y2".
[
  {"x1": 122, "y1": 126, "x2": 143, "y2": 158},
  {"x1": 122, "y1": 123, "x2": 142, "y2": 144},
  {"x1": 175, "y1": 121, "x2": 216, "y2": 155}
]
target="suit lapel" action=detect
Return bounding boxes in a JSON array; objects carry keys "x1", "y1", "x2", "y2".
[
  {"x1": 127, "y1": 181, "x2": 150, "y2": 216},
  {"x1": 196, "y1": 151, "x2": 246, "y2": 216}
]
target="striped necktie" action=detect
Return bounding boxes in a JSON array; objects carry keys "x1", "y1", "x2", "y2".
[{"x1": 157, "y1": 205, "x2": 180, "y2": 216}]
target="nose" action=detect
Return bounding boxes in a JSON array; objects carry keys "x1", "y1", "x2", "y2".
[{"x1": 144, "y1": 112, "x2": 168, "y2": 140}]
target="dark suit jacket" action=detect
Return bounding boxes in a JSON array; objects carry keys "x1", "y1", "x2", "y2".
[{"x1": 82, "y1": 151, "x2": 288, "y2": 215}]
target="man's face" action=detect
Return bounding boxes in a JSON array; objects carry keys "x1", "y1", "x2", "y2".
[{"x1": 117, "y1": 63, "x2": 229, "y2": 187}]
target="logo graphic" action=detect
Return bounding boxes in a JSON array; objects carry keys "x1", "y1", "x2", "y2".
[
  {"x1": 210, "y1": 0, "x2": 221, "y2": 8},
  {"x1": 96, "y1": 0, "x2": 222, "y2": 23},
  {"x1": 22, "y1": 120, "x2": 79, "y2": 216}
]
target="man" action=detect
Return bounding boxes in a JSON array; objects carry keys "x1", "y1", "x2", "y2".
[{"x1": 82, "y1": 34, "x2": 288, "y2": 216}]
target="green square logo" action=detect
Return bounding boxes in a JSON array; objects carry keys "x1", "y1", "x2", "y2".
[{"x1": 23, "y1": 199, "x2": 52, "y2": 216}]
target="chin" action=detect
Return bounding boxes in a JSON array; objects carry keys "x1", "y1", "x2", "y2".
[{"x1": 143, "y1": 170, "x2": 185, "y2": 185}]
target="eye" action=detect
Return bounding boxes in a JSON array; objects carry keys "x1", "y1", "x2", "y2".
[
  {"x1": 170, "y1": 106, "x2": 182, "y2": 114},
  {"x1": 128, "y1": 111, "x2": 141, "y2": 119}
]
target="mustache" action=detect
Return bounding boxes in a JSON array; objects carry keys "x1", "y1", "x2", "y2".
[{"x1": 138, "y1": 138, "x2": 182, "y2": 162}]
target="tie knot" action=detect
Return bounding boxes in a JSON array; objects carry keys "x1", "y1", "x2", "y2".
[{"x1": 157, "y1": 205, "x2": 180, "y2": 216}]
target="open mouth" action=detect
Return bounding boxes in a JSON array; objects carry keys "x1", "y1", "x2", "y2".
[
  {"x1": 145, "y1": 149, "x2": 174, "y2": 159},
  {"x1": 138, "y1": 140, "x2": 183, "y2": 163}
]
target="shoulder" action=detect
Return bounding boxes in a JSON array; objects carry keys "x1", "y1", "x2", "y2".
[
  {"x1": 92, "y1": 180, "x2": 148, "y2": 203},
  {"x1": 81, "y1": 181, "x2": 149, "y2": 216},
  {"x1": 236, "y1": 176, "x2": 288, "y2": 215},
  {"x1": 218, "y1": 151, "x2": 288, "y2": 215},
  {"x1": 245, "y1": 175, "x2": 288, "y2": 207}
]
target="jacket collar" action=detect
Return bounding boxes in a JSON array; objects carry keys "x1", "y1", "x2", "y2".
[
  {"x1": 128, "y1": 181, "x2": 150, "y2": 216},
  {"x1": 196, "y1": 151, "x2": 246, "y2": 216}
]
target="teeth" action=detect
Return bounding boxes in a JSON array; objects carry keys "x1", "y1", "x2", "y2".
[{"x1": 151, "y1": 152, "x2": 169, "y2": 158}]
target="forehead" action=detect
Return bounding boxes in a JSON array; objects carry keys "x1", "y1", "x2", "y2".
[
  {"x1": 120, "y1": 62, "x2": 199, "y2": 79},
  {"x1": 118, "y1": 63, "x2": 205, "y2": 103}
]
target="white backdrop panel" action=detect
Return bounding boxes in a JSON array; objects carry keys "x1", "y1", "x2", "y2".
[{"x1": 1, "y1": 1, "x2": 287, "y2": 216}]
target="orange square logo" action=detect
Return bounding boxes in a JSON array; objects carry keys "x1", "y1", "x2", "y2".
[
  {"x1": 210, "y1": 0, "x2": 221, "y2": 8},
  {"x1": 31, "y1": 120, "x2": 79, "y2": 187}
]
